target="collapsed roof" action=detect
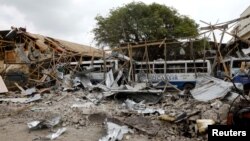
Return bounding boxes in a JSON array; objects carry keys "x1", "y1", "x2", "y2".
[
  {"x1": 0, "y1": 27, "x2": 103, "y2": 88},
  {"x1": 0, "y1": 27, "x2": 103, "y2": 62}
]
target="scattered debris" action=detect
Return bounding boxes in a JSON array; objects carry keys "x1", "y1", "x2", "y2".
[
  {"x1": 159, "y1": 112, "x2": 187, "y2": 123},
  {"x1": 0, "y1": 15, "x2": 250, "y2": 141},
  {"x1": 45, "y1": 127, "x2": 67, "y2": 140},
  {"x1": 27, "y1": 116, "x2": 61, "y2": 130},
  {"x1": 124, "y1": 99, "x2": 165, "y2": 114},
  {"x1": 0, "y1": 98, "x2": 28, "y2": 103},
  {"x1": 27, "y1": 121, "x2": 42, "y2": 130},
  {"x1": 23, "y1": 87, "x2": 37, "y2": 96},
  {"x1": 105, "y1": 69, "x2": 114, "y2": 88},
  {"x1": 25, "y1": 94, "x2": 42, "y2": 103},
  {"x1": 99, "y1": 122, "x2": 133, "y2": 141}
]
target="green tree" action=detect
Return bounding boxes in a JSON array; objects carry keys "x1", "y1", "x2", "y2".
[{"x1": 93, "y1": 2, "x2": 199, "y2": 48}]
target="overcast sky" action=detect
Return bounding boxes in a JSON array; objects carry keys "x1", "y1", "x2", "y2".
[{"x1": 0, "y1": 0, "x2": 249, "y2": 47}]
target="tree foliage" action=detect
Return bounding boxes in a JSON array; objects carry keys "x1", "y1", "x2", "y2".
[{"x1": 93, "y1": 2, "x2": 199, "y2": 48}]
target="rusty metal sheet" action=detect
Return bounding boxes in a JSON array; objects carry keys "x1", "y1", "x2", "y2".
[
  {"x1": 4, "y1": 50, "x2": 16, "y2": 63},
  {"x1": 0, "y1": 76, "x2": 8, "y2": 93}
]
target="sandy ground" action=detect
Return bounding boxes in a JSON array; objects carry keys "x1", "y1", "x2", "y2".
[
  {"x1": 0, "y1": 91, "x2": 152, "y2": 141},
  {"x1": 0, "y1": 89, "x2": 216, "y2": 141},
  {"x1": 0, "y1": 117, "x2": 150, "y2": 141}
]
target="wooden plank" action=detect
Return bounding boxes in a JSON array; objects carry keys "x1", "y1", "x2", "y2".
[
  {"x1": 14, "y1": 82, "x2": 25, "y2": 93},
  {"x1": 0, "y1": 60, "x2": 4, "y2": 72}
]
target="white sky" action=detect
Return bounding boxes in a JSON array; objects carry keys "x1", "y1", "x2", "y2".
[{"x1": 0, "y1": 0, "x2": 249, "y2": 46}]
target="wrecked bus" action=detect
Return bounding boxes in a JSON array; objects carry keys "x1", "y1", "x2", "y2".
[
  {"x1": 216, "y1": 57, "x2": 250, "y2": 91},
  {"x1": 134, "y1": 59, "x2": 211, "y2": 90},
  {"x1": 70, "y1": 59, "x2": 119, "y2": 84}
]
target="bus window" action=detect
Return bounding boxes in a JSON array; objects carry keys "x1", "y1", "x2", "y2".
[
  {"x1": 166, "y1": 63, "x2": 185, "y2": 73},
  {"x1": 135, "y1": 64, "x2": 146, "y2": 73},
  {"x1": 187, "y1": 62, "x2": 208, "y2": 73},
  {"x1": 195, "y1": 62, "x2": 207, "y2": 73},
  {"x1": 154, "y1": 64, "x2": 164, "y2": 73},
  {"x1": 187, "y1": 63, "x2": 195, "y2": 73}
]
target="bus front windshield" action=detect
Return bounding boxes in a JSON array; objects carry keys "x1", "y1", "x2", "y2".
[{"x1": 232, "y1": 60, "x2": 250, "y2": 76}]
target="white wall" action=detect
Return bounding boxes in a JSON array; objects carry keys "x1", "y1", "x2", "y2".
[{"x1": 238, "y1": 5, "x2": 250, "y2": 38}]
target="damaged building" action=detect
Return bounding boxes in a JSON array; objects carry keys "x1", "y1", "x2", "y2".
[
  {"x1": 0, "y1": 27, "x2": 103, "y2": 88},
  {"x1": 0, "y1": 12, "x2": 250, "y2": 141}
]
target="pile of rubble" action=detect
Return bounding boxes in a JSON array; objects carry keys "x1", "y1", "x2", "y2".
[{"x1": 0, "y1": 70, "x2": 249, "y2": 140}]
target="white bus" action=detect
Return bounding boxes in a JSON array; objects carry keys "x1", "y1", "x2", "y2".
[
  {"x1": 134, "y1": 59, "x2": 211, "y2": 90},
  {"x1": 70, "y1": 59, "x2": 119, "y2": 83},
  {"x1": 216, "y1": 57, "x2": 250, "y2": 91}
]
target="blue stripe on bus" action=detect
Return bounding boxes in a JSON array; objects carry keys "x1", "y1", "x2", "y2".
[{"x1": 156, "y1": 81, "x2": 196, "y2": 89}]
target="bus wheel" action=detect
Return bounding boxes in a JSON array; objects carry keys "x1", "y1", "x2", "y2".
[{"x1": 183, "y1": 83, "x2": 195, "y2": 91}]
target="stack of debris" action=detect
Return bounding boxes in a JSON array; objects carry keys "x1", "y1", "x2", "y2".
[{"x1": 0, "y1": 68, "x2": 248, "y2": 140}]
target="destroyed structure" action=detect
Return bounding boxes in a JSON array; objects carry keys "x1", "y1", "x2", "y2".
[
  {"x1": 0, "y1": 27, "x2": 103, "y2": 89},
  {"x1": 0, "y1": 14, "x2": 250, "y2": 141}
]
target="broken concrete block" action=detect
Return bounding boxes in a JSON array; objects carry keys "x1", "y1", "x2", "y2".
[{"x1": 196, "y1": 119, "x2": 215, "y2": 133}]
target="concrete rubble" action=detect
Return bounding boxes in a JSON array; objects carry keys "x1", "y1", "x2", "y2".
[{"x1": 0, "y1": 61, "x2": 249, "y2": 141}]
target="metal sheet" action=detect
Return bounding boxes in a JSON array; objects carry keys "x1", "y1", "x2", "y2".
[
  {"x1": 45, "y1": 128, "x2": 67, "y2": 140},
  {"x1": 191, "y1": 76, "x2": 233, "y2": 102},
  {"x1": 124, "y1": 99, "x2": 165, "y2": 115},
  {"x1": 99, "y1": 122, "x2": 133, "y2": 141},
  {"x1": 24, "y1": 87, "x2": 36, "y2": 96},
  {"x1": 0, "y1": 76, "x2": 8, "y2": 93},
  {"x1": 105, "y1": 69, "x2": 114, "y2": 88}
]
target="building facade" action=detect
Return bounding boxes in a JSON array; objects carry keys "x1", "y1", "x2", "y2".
[{"x1": 238, "y1": 5, "x2": 250, "y2": 40}]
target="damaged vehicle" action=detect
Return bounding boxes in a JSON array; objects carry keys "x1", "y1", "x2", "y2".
[{"x1": 134, "y1": 59, "x2": 211, "y2": 90}]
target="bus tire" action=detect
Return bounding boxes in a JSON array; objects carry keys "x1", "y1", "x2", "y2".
[{"x1": 183, "y1": 83, "x2": 195, "y2": 90}]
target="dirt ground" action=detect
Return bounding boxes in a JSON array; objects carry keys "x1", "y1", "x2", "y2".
[
  {"x1": 0, "y1": 90, "x2": 211, "y2": 141},
  {"x1": 0, "y1": 91, "x2": 152, "y2": 141},
  {"x1": 0, "y1": 117, "x2": 150, "y2": 141}
]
